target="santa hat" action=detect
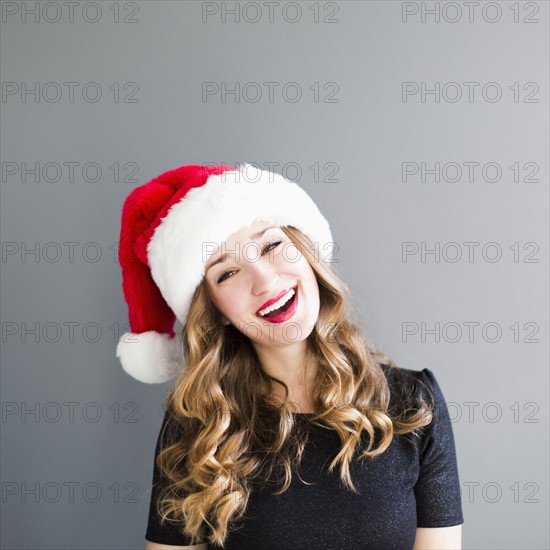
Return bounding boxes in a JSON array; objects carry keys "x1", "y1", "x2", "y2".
[{"x1": 116, "y1": 163, "x2": 333, "y2": 384}]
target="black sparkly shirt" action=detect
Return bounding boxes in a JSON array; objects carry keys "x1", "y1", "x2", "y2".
[{"x1": 145, "y1": 366, "x2": 464, "y2": 549}]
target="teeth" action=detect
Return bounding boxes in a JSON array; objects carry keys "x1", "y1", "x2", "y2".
[{"x1": 257, "y1": 288, "x2": 295, "y2": 317}]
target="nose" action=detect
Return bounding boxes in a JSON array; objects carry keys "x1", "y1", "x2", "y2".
[{"x1": 250, "y1": 258, "x2": 279, "y2": 296}]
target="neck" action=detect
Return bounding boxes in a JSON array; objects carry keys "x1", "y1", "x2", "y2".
[{"x1": 252, "y1": 340, "x2": 318, "y2": 412}]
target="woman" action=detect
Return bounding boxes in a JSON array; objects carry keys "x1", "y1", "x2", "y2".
[{"x1": 116, "y1": 164, "x2": 464, "y2": 549}]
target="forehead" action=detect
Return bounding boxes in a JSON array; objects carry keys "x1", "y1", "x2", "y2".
[{"x1": 234, "y1": 218, "x2": 275, "y2": 239}]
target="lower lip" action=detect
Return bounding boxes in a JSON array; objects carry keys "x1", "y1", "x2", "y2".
[{"x1": 259, "y1": 287, "x2": 298, "y2": 324}]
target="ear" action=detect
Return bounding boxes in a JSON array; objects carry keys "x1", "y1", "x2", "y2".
[{"x1": 221, "y1": 315, "x2": 231, "y2": 326}]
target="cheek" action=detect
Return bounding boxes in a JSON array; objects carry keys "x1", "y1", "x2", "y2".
[
  {"x1": 303, "y1": 263, "x2": 320, "y2": 299},
  {"x1": 206, "y1": 285, "x2": 230, "y2": 316},
  {"x1": 281, "y1": 242, "x2": 302, "y2": 264},
  {"x1": 216, "y1": 293, "x2": 244, "y2": 319},
  {"x1": 295, "y1": 256, "x2": 316, "y2": 281}
]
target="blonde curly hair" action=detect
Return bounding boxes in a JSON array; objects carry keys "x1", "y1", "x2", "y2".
[{"x1": 154, "y1": 226, "x2": 433, "y2": 547}]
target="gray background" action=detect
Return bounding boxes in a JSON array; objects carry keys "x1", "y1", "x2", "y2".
[{"x1": 1, "y1": 1, "x2": 548, "y2": 548}]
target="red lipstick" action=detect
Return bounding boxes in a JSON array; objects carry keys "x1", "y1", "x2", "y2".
[
  {"x1": 256, "y1": 287, "x2": 298, "y2": 324},
  {"x1": 256, "y1": 287, "x2": 295, "y2": 313}
]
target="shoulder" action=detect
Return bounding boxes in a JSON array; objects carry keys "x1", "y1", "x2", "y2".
[
  {"x1": 379, "y1": 364, "x2": 459, "y2": 458},
  {"x1": 379, "y1": 361, "x2": 435, "y2": 387},
  {"x1": 378, "y1": 362, "x2": 441, "y2": 411},
  {"x1": 153, "y1": 408, "x2": 202, "y2": 459}
]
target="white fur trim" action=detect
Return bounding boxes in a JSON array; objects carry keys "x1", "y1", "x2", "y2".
[
  {"x1": 116, "y1": 331, "x2": 183, "y2": 384},
  {"x1": 148, "y1": 164, "x2": 333, "y2": 325}
]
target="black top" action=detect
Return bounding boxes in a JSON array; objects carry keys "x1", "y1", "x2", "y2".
[{"x1": 145, "y1": 366, "x2": 464, "y2": 549}]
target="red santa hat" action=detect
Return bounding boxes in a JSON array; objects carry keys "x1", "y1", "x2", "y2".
[{"x1": 116, "y1": 163, "x2": 333, "y2": 384}]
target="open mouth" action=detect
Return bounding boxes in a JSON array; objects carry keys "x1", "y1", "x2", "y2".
[{"x1": 256, "y1": 287, "x2": 298, "y2": 319}]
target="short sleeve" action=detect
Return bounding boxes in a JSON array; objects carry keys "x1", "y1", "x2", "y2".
[
  {"x1": 145, "y1": 410, "x2": 205, "y2": 545},
  {"x1": 414, "y1": 368, "x2": 464, "y2": 527}
]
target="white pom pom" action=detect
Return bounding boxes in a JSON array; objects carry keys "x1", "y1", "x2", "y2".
[{"x1": 116, "y1": 331, "x2": 183, "y2": 384}]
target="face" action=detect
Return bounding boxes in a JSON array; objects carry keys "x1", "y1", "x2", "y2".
[{"x1": 204, "y1": 219, "x2": 320, "y2": 349}]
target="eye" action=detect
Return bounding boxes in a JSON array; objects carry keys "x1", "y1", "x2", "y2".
[
  {"x1": 217, "y1": 269, "x2": 236, "y2": 284},
  {"x1": 262, "y1": 241, "x2": 282, "y2": 254}
]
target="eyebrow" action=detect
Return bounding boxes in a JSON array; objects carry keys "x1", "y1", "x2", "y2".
[{"x1": 206, "y1": 226, "x2": 278, "y2": 272}]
